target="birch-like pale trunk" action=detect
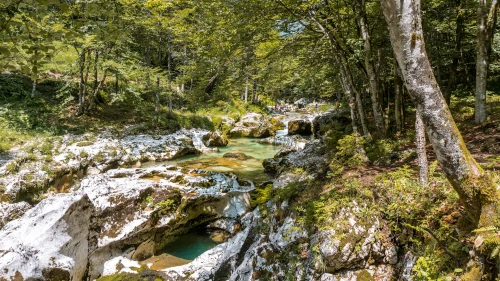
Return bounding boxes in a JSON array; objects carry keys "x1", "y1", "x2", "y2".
[
  {"x1": 77, "y1": 48, "x2": 87, "y2": 116},
  {"x1": 154, "y1": 77, "x2": 159, "y2": 126},
  {"x1": 244, "y1": 74, "x2": 249, "y2": 103},
  {"x1": 394, "y1": 63, "x2": 403, "y2": 133},
  {"x1": 475, "y1": 0, "x2": 499, "y2": 124},
  {"x1": 416, "y1": 108, "x2": 428, "y2": 187},
  {"x1": 381, "y1": 0, "x2": 496, "y2": 225},
  {"x1": 339, "y1": 74, "x2": 360, "y2": 137},
  {"x1": 355, "y1": 0, "x2": 386, "y2": 136}
]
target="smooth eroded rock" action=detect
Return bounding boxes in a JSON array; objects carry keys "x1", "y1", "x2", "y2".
[{"x1": 288, "y1": 119, "x2": 313, "y2": 135}]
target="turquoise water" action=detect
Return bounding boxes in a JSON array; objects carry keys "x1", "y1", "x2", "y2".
[
  {"x1": 155, "y1": 138, "x2": 282, "y2": 184},
  {"x1": 159, "y1": 230, "x2": 218, "y2": 260},
  {"x1": 150, "y1": 138, "x2": 282, "y2": 262}
]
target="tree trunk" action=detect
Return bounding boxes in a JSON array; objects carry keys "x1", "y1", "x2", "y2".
[
  {"x1": 475, "y1": 0, "x2": 499, "y2": 124},
  {"x1": 355, "y1": 0, "x2": 387, "y2": 137},
  {"x1": 416, "y1": 108, "x2": 428, "y2": 187},
  {"x1": 88, "y1": 49, "x2": 99, "y2": 110},
  {"x1": 244, "y1": 73, "x2": 249, "y2": 103},
  {"x1": 339, "y1": 74, "x2": 360, "y2": 137},
  {"x1": 30, "y1": 50, "x2": 38, "y2": 98},
  {"x1": 88, "y1": 70, "x2": 107, "y2": 111},
  {"x1": 115, "y1": 72, "x2": 119, "y2": 93},
  {"x1": 352, "y1": 73, "x2": 371, "y2": 141},
  {"x1": 31, "y1": 80, "x2": 37, "y2": 98},
  {"x1": 308, "y1": 12, "x2": 371, "y2": 140},
  {"x1": 77, "y1": 48, "x2": 87, "y2": 116},
  {"x1": 154, "y1": 77, "x2": 159, "y2": 126},
  {"x1": 181, "y1": 45, "x2": 187, "y2": 92},
  {"x1": 168, "y1": 94, "x2": 173, "y2": 119},
  {"x1": 394, "y1": 62, "x2": 403, "y2": 133},
  {"x1": 445, "y1": 0, "x2": 464, "y2": 105},
  {"x1": 381, "y1": 0, "x2": 496, "y2": 225}
]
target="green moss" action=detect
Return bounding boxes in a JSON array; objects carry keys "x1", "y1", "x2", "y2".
[
  {"x1": 459, "y1": 264, "x2": 482, "y2": 281},
  {"x1": 96, "y1": 272, "x2": 164, "y2": 281},
  {"x1": 356, "y1": 270, "x2": 374, "y2": 281},
  {"x1": 76, "y1": 141, "x2": 94, "y2": 147}
]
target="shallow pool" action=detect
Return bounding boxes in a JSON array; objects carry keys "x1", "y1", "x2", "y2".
[
  {"x1": 153, "y1": 138, "x2": 282, "y2": 184},
  {"x1": 158, "y1": 229, "x2": 220, "y2": 260}
]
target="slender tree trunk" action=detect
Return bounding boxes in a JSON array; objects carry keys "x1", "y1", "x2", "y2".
[
  {"x1": 252, "y1": 70, "x2": 258, "y2": 103},
  {"x1": 88, "y1": 70, "x2": 107, "y2": 111},
  {"x1": 416, "y1": 108, "x2": 428, "y2": 187},
  {"x1": 93, "y1": 50, "x2": 99, "y2": 93},
  {"x1": 355, "y1": 0, "x2": 387, "y2": 137},
  {"x1": 168, "y1": 94, "x2": 173, "y2": 118},
  {"x1": 381, "y1": 0, "x2": 496, "y2": 225},
  {"x1": 445, "y1": 0, "x2": 464, "y2": 105},
  {"x1": 31, "y1": 80, "x2": 37, "y2": 98},
  {"x1": 307, "y1": 12, "x2": 371, "y2": 140},
  {"x1": 350, "y1": 76, "x2": 371, "y2": 141},
  {"x1": 244, "y1": 73, "x2": 249, "y2": 103},
  {"x1": 339, "y1": 74, "x2": 360, "y2": 137},
  {"x1": 30, "y1": 50, "x2": 38, "y2": 98},
  {"x1": 475, "y1": 0, "x2": 499, "y2": 124},
  {"x1": 167, "y1": 36, "x2": 173, "y2": 119},
  {"x1": 154, "y1": 77, "x2": 159, "y2": 126},
  {"x1": 394, "y1": 63, "x2": 403, "y2": 133},
  {"x1": 115, "y1": 72, "x2": 119, "y2": 93},
  {"x1": 181, "y1": 45, "x2": 187, "y2": 92},
  {"x1": 77, "y1": 48, "x2": 87, "y2": 116},
  {"x1": 88, "y1": 49, "x2": 99, "y2": 110}
]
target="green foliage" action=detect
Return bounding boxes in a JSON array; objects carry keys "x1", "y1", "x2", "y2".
[
  {"x1": 155, "y1": 198, "x2": 178, "y2": 212},
  {"x1": 251, "y1": 184, "x2": 273, "y2": 208},
  {"x1": 365, "y1": 139, "x2": 399, "y2": 162},
  {"x1": 334, "y1": 134, "x2": 366, "y2": 167},
  {"x1": 413, "y1": 255, "x2": 455, "y2": 281}
]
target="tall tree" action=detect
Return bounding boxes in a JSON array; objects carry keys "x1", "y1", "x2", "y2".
[
  {"x1": 354, "y1": 0, "x2": 387, "y2": 137},
  {"x1": 381, "y1": 0, "x2": 497, "y2": 226},
  {"x1": 475, "y1": 0, "x2": 499, "y2": 124}
]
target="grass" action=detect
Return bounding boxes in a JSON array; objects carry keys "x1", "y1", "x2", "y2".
[{"x1": 0, "y1": 125, "x2": 33, "y2": 153}]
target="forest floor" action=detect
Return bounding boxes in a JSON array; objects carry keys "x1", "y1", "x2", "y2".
[{"x1": 344, "y1": 94, "x2": 500, "y2": 187}]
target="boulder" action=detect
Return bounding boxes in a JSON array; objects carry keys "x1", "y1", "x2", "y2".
[
  {"x1": 270, "y1": 116, "x2": 286, "y2": 132},
  {"x1": 0, "y1": 165, "x2": 254, "y2": 280},
  {"x1": 288, "y1": 119, "x2": 313, "y2": 135},
  {"x1": 262, "y1": 141, "x2": 331, "y2": 176},
  {"x1": 222, "y1": 152, "x2": 254, "y2": 160},
  {"x1": 0, "y1": 201, "x2": 31, "y2": 229},
  {"x1": 229, "y1": 113, "x2": 278, "y2": 138},
  {"x1": 312, "y1": 206, "x2": 398, "y2": 272},
  {"x1": 320, "y1": 265, "x2": 395, "y2": 281},
  {"x1": 0, "y1": 128, "x2": 227, "y2": 203},
  {"x1": 312, "y1": 109, "x2": 351, "y2": 137},
  {"x1": 256, "y1": 135, "x2": 307, "y2": 150},
  {"x1": 79, "y1": 166, "x2": 252, "y2": 278},
  {"x1": 202, "y1": 131, "x2": 228, "y2": 147},
  {"x1": 0, "y1": 194, "x2": 93, "y2": 281}
]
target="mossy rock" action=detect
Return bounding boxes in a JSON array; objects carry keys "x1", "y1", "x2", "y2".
[
  {"x1": 97, "y1": 271, "x2": 164, "y2": 281},
  {"x1": 223, "y1": 152, "x2": 254, "y2": 160},
  {"x1": 356, "y1": 270, "x2": 375, "y2": 281}
]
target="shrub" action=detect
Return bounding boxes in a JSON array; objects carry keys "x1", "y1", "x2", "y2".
[{"x1": 335, "y1": 134, "x2": 366, "y2": 167}]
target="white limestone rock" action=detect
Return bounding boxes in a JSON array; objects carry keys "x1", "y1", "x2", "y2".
[
  {"x1": 0, "y1": 194, "x2": 93, "y2": 281},
  {"x1": 0, "y1": 201, "x2": 31, "y2": 229}
]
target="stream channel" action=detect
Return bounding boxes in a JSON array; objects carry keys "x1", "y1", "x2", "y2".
[{"x1": 143, "y1": 113, "x2": 303, "y2": 268}]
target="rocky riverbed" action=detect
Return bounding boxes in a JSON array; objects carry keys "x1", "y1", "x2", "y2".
[{"x1": 0, "y1": 110, "x2": 416, "y2": 281}]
